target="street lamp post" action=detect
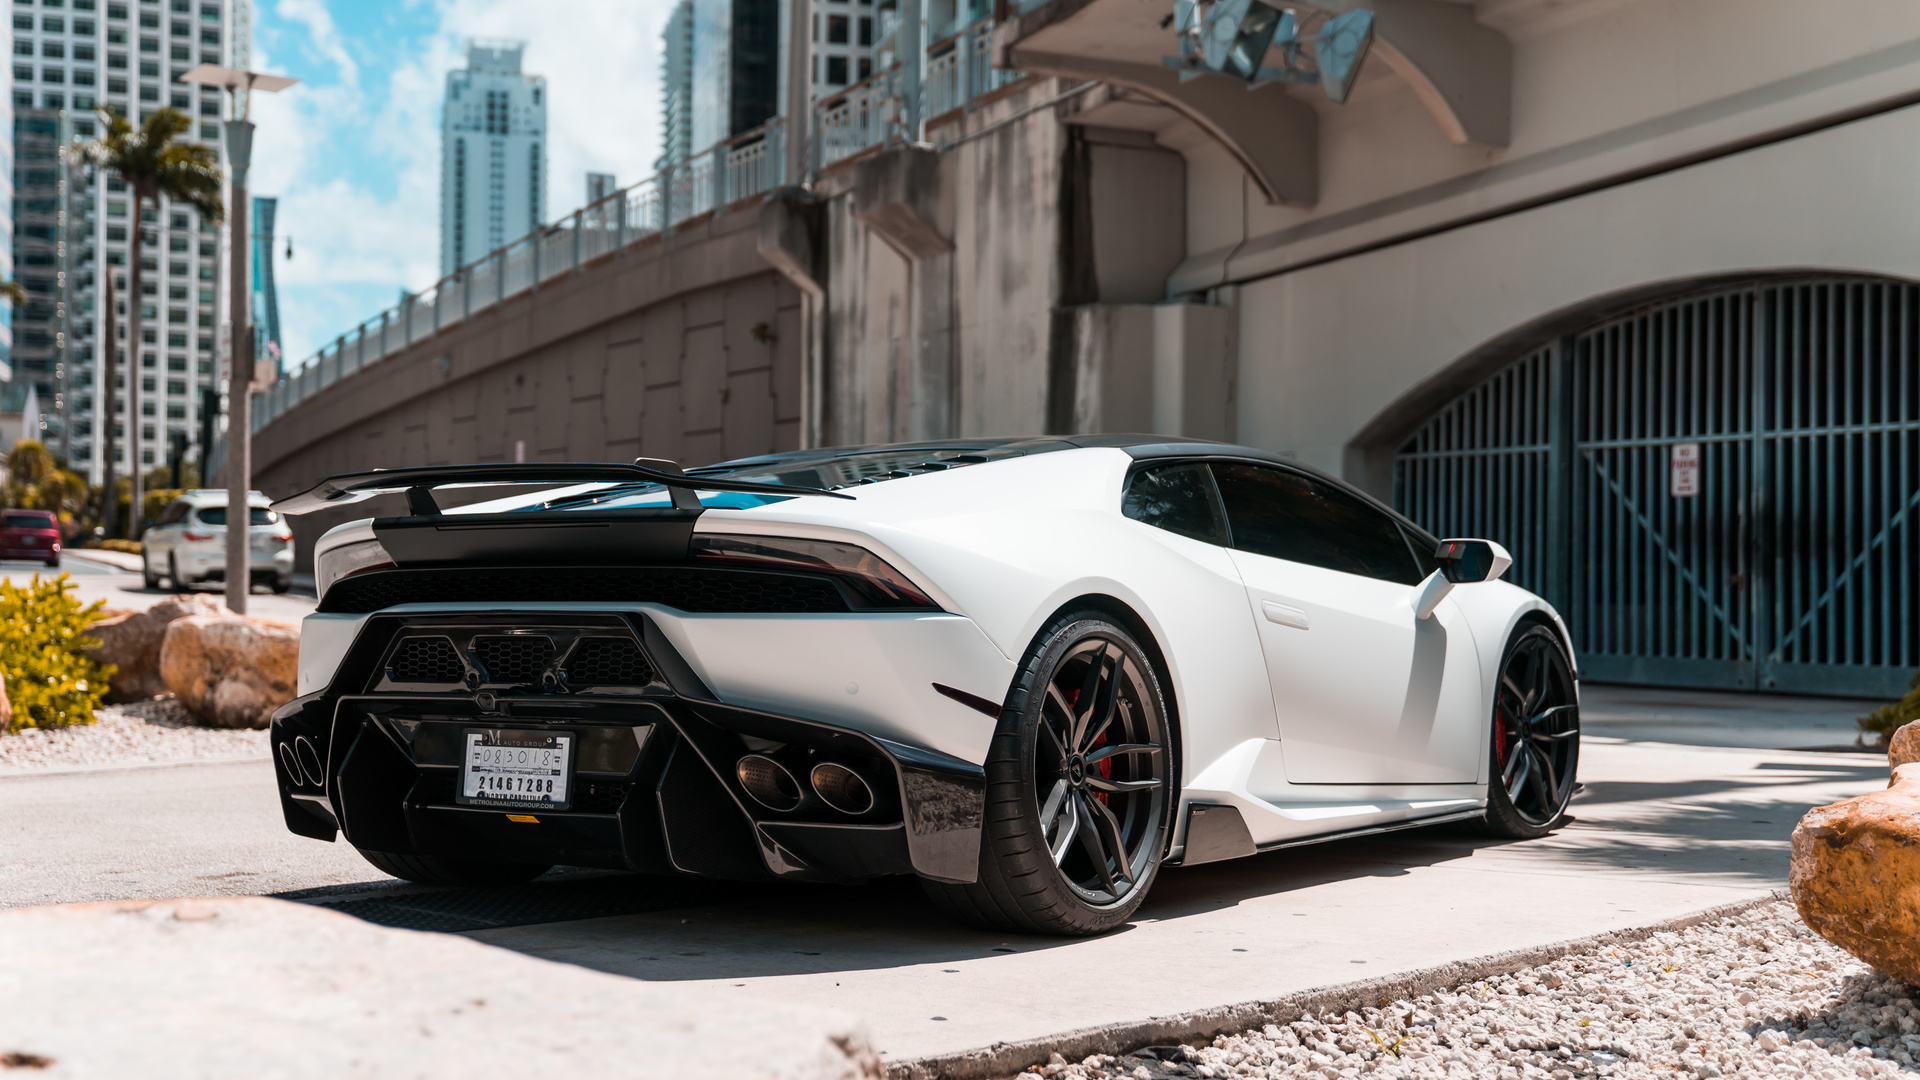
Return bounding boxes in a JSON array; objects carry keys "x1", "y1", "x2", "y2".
[{"x1": 181, "y1": 64, "x2": 297, "y2": 616}]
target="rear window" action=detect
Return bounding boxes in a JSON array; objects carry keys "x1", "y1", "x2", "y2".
[
  {"x1": 3, "y1": 513, "x2": 55, "y2": 529},
  {"x1": 194, "y1": 507, "x2": 280, "y2": 526}
]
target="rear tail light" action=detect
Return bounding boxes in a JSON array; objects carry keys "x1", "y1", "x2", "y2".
[
  {"x1": 184, "y1": 531, "x2": 213, "y2": 542},
  {"x1": 690, "y1": 534, "x2": 939, "y2": 610},
  {"x1": 315, "y1": 537, "x2": 395, "y2": 600}
]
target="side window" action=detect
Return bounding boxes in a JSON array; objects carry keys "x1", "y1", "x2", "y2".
[
  {"x1": 193, "y1": 506, "x2": 225, "y2": 526},
  {"x1": 158, "y1": 500, "x2": 189, "y2": 526},
  {"x1": 1401, "y1": 524, "x2": 1443, "y2": 580},
  {"x1": 1211, "y1": 463, "x2": 1425, "y2": 584},
  {"x1": 1122, "y1": 463, "x2": 1228, "y2": 546}
]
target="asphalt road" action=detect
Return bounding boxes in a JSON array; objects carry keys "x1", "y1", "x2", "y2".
[
  {"x1": 0, "y1": 554, "x2": 317, "y2": 623},
  {"x1": 0, "y1": 694, "x2": 1889, "y2": 1064}
]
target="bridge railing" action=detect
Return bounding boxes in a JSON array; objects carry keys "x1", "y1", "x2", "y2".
[{"x1": 241, "y1": 17, "x2": 1025, "y2": 444}]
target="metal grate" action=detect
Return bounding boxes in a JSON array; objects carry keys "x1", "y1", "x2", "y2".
[
  {"x1": 1395, "y1": 276, "x2": 1920, "y2": 697},
  {"x1": 472, "y1": 636, "x2": 555, "y2": 684},
  {"x1": 563, "y1": 638, "x2": 654, "y2": 686},
  {"x1": 1391, "y1": 346, "x2": 1552, "y2": 598},
  {"x1": 320, "y1": 567, "x2": 851, "y2": 616},
  {"x1": 388, "y1": 636, "x2": 466, "y2": 684},
  {"x1": 309, "y1": 875, "x2": 739, "y2": 933}
]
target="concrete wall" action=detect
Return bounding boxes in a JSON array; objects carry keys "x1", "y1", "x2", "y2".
[{"x1": 251, "y1": 208, "x2": 803, "y2": 503}]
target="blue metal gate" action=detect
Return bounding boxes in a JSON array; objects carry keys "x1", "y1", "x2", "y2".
[{"x1": 1394, "y1": 277, "x2": 1920, "y2": 698}]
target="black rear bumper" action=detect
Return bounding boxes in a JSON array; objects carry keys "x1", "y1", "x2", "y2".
[{"x1": 270, "y1": 611, "x2": 985, "y2": 885}]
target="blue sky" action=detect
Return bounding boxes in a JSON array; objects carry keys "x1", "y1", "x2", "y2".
[{"x1": 246, "y1": 0, "x2": 675, "y2": 368}]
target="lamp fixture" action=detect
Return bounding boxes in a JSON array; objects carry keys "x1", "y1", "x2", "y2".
[{"x1": 1165, "y1": 2, "x2": 1374, "y2": 101}]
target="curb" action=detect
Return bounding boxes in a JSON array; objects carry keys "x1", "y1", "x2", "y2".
[
  {"x1": 887, "y1": 890, "x2": 1788, "y2": 1080},
  {"x1": 0, "y1": 754, "x2": 270, "y2": 779},
  {"x1": 63, "y1": 548, "x2": 144, "y2": 573}
]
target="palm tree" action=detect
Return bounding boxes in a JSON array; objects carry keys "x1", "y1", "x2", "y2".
[
  {"x1": 0, "y1": 280, "x2": 26, "y2": 307},
  {"x1": 83, "y1": 107, "x2": 223, "y2": 539}
]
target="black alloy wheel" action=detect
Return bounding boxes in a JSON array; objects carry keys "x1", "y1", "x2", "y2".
[
  {"x1": 1481, "y1": 623, "x2": 1580, "y2": 838},
  {"x1": 922, "y1": 613, "x2": 1173, "y2": 935}
]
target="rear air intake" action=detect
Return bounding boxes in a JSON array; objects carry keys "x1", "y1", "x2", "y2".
[
  {"x1": 561, "y1": 637, "x2": 654, "y2": 686},
  {"x1": 809, "y1": 762, "x2": 875, "y2": 816},
  {"x1": 387, "y1": 636, "x2": 465, "y2": 684},
  {"x1": 472, "y1": 635, "x2": 555, "y2": 684},
  {"x1": 736, "y1": 755, "x2": 802, "y2": 812}
]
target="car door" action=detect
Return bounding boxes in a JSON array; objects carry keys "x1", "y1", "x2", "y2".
[
  {"x1": 145, "y1": 500, "x2": 188, "y2": 572},
  {"x1": 1210, "y1": 462, "x2": 1483, "y2": 785}
]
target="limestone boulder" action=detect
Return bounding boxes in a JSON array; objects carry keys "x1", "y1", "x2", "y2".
[
  {"x1": 1889, "y1": 720, "x2": 1920, "y2": 770},
  {"x1": 87, "y1": 594, "x2": 227, "y2": 702},
  {"x1": 1791, "y1": 760, "x2": 1920, "y2": 984},
  {"x1": 158, "y1": 615, "x2": 300, "y2": 729}
]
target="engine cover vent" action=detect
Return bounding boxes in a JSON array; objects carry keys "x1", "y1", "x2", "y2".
[
  {"x1": 472, "y1": 635, "x2": 555, "y2": 684},
  {"x1": 563, "y1": 637, "x2": 654, "y2": 687}
]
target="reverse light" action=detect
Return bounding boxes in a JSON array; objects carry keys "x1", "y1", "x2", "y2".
[
  {"x1": 690, "y1": 534, "x2": 939, "y2": 610},
  {"x1": 315, "y1": 537, "x2": 396, "y2": 600}
]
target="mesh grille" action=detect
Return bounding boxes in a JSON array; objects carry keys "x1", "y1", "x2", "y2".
[
  {"x1": 388, "y1": 636, "x2": 466, "y2": 684},
  {"x1": 563, "y1": 638, "x2": 653, "y2": 686},
  {"x1": 320, "y1": 567, "x2": 850, "y2": 615},
  {"x1": 576, "y1": 781, "x2": 632, "y2": 814},
  {"x1": 472, "y1": 636, "x2": 555, "y2": 684}
]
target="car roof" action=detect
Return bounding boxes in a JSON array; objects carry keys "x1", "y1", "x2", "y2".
[
  {"x1": 701, "y1": 436, "x2": 1435, "y2": 545},
  {"x1": 175, "y1": 490, "x2": 274, "y2": 506},
  {"x1": 2, "y1": 509, "x2": 56, "y2": 519}
]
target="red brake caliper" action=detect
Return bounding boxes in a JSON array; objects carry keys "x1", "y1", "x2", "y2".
[{"x1": 1493, "y1": 703, "x2": 1512, "y2": 771}]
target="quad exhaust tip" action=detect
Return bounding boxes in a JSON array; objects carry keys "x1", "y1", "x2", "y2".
[
  {"x1": 810, "y1": 762, "x2": 874, "y2": 816},
  {"x1": 736, "y1": 754, "x2": 803, "y2": 812},
  {"x1": 294, "y1": 736, "x2": 325, "y2": 788}
]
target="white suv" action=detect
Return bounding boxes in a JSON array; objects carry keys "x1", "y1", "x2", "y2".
[{"x1": 143, "y1": 490, "x2": 295, "y2": 593}]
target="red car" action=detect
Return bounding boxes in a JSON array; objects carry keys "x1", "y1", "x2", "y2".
[{"x1": 0, "y1": 510, "x2": 61, "y2": 567}]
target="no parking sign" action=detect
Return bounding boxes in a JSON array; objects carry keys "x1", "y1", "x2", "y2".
[{"x1": 1671, "y1": 442, "x2": 1701, "y2": 497}]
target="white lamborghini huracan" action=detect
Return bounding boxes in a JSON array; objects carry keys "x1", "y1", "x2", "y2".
[{"x1": 270, "y1": 437, "x2": 1580, "y2": 935}]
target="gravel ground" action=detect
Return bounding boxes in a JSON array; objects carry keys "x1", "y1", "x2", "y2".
[
  {"x1": 1027, "y1": 900, "x2": 1918, "y2": 1080},
  {"x1": 0, "y1": 698, "x2": 268, "y2": 773}
]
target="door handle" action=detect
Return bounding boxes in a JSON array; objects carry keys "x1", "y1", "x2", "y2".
[{"x1": 1262, "y1": 600, "x2": 1310, "y2": 630}]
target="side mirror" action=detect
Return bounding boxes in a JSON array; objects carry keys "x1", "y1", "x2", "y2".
[
  {"x1": 1435, "y1": 538, "x2": 1512, "y2": 584},
  {"x1": 1412, "y1": 538, "x2": 1513, "y2": 620}
]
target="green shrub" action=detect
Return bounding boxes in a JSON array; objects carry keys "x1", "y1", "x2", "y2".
[
  {"x1": 0, "y1": 574, "x2": 112, "y2": 733},
  {"x1": 97, "y1": 538, "x2": 142, "y2": 554},
  {"x1": 1858, "y1": 672, "x2": 1920, "y2": 746}
]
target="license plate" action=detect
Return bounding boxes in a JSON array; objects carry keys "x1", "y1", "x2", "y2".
[{"x1": 457, "y1": 728, "x2": 573, "y2": 810}]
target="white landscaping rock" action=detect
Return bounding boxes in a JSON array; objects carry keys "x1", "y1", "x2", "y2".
[
  {"x1": 0, "y1": 896, "x2": 883, "y2": 1079},
  {"x1": 1025, "y1": 900, "x2": 1916, "y2": 1079},
  {"x1": 0, "y1": 696, "x2": 266, "y2": 774}
]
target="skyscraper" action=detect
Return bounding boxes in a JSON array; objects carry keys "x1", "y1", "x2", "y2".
[
  {"x1": 0, "y1": 9, "x2": 14, "y2": 388},
  {"x1": 439, "y1": 41, "x2": 546, "y2": 278},
  {"x1": 250, "y1": 194, "x2": 280, "y2": 376},
  {"x1": 658, "y1": 0, "x2": 693, "y2": 169},
  {"x1": 690, "y1": 0, "x2": 779, "y2": 151},
  {"x1": 7, "y1": 0, "x2": 236, "y2": 481}
]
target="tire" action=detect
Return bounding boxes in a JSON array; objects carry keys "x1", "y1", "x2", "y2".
[
  {"x1": 272, "y1": 576, "x2": 291, "y2": 594},
  {"x1": 356, "y1": 847, "x2": 552, "y2": 887},
  {"x1": 1480, "y1": 622, "x2": 1581, "y2": 839},
  {"x1": 45, "y1": 557, "x2": 59, "y2": 568},
  {"x1": 168, "y1": 555, "x2": 183, "y2": 591},
  {"x1": 921, "y1": 611, "x2": 1174, "y2": 936},
  {"x1": 142, "y1": 561, "x2": 161, "y2": 589}
]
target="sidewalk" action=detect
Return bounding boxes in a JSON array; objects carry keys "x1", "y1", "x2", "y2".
[{"x1": 63, "y1": 547, "x2": 144, "y2": 573}]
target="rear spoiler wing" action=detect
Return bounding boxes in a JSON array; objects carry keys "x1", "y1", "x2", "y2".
[{"x1": 271, "y1": 459, "x2": 855, "y2": 516}]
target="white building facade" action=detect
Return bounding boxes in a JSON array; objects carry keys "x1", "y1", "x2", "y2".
[
  {"x1": 8, "y1": 0, "x2": 236, "y2": 482},
  {"x1": 439, "y1": 40, "x2": 546, "y2": 278}
]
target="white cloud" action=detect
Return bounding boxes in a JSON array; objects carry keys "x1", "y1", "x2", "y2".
[{"x1": 244, "y1": 0, "x2": 679, "y2": 368}]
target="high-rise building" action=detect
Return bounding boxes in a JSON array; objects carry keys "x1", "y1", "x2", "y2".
[
  {"x1": 8, "y1": 0, "x2": 236, "y2": 482},
  {"x1": 690, "y1": 0, "x2": 779, "y2": 151},
  {"x1": 809, "y1": 0, "x2": 879, "y2": 97},
  {"x1": 658, "y1": 0, "x2": 693, "y2": 169},
  {"x1": 250, "y1": 194, "x2": 279, "y2": 375},
  {"x1": 0, "y1": 9, "x2": 13, "y2": 387},
  {"x1": 439, "y1": 41, "x2": 546, "y2": 278},
  {"x1": 585, "y1": 171, "x2": 615, "y2": 205}
]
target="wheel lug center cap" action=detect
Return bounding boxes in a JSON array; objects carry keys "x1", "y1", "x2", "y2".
[{"x1": 1067, "y1": 756, "x2": 1086, "y2": 786}]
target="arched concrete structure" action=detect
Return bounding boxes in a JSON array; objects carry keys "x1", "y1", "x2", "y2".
[{"x1": 1217, "y1": 100, "x2": 1920, "y2": 498}]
